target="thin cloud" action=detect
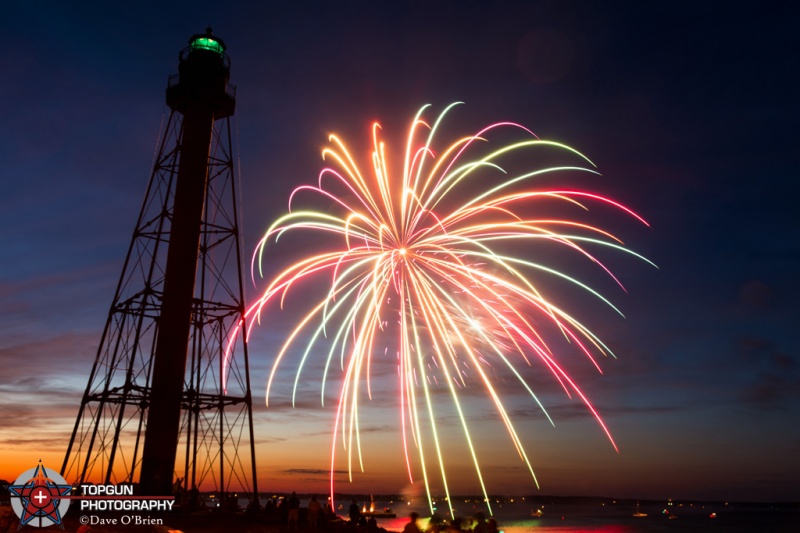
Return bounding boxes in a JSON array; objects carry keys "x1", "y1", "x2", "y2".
[{"x1": 280, "y1": 468, "x2": 349, "y2": 475}]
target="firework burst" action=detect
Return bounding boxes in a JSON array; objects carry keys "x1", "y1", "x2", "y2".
[{"x1": 236, "y1": 103, "x2": 652, "y2": 516}]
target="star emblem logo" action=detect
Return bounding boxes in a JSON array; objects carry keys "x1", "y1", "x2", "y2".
[{"x1": 7, "y1": 461, "x2": 72, "y2": 529}]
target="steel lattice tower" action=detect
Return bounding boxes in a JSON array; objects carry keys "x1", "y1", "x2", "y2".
[{"x1": 62, "y1": 29, "x2": 258, "y2": 501}]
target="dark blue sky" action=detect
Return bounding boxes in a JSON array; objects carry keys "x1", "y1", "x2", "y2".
[{"x1": 1, "y1": 2, "x2": 798, "y2": 502}]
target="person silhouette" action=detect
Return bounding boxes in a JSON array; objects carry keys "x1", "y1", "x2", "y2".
[
  {"x1": 472, "y1": 512, "x2": 487, "y2": 533},
  {"x1": 349, "y1": 500, "x2": 361, "y2": 523},
  {"x1": 403, "y1": 512, "x2": 421, "y2": 533},
  {"x1": 307, "y1": 494, "x2": 321, "y2": 529},
  {"x1": 287, "y1": 491, "x2": 300, "y2": 530}
]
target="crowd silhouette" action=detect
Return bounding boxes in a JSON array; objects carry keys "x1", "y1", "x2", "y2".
[{"x1": 169, "y1": 484, "x2": 497, "y2": 533}]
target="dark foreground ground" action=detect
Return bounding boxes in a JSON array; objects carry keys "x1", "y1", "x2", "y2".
[
  {"x1": 1, "y1": 506, "x2": 352, "y2": 533},
  {"x1": 2, "y1": 506, "x2": 257, "y2": 533},
  {"x1": 3, "y1": 503, "x2": 800, "y2": 533}
]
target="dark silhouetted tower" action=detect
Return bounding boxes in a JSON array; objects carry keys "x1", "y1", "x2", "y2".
[{"x1": 62, "y1": 29, "x2": 258, "y2": 500}]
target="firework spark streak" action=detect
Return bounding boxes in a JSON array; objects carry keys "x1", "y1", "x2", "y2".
[{"x1": 230, "y1": 103, "x2": 652, "y2": 516}]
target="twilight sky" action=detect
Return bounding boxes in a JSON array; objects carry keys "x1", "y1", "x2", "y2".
[{"x1": 1, "y1": 2, "x2": 798, "y2": 503}]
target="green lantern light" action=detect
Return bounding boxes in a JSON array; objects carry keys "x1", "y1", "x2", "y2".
[{"x1": 191, "y1": 35, "x2": 224, "y2": 54}]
